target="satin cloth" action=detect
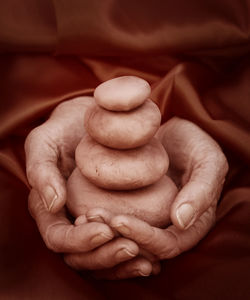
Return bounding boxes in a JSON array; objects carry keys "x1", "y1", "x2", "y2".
[{"x1": 0, "y1": 1, "x2": 250, "y2": 299}]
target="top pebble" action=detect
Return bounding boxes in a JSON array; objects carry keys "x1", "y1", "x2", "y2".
[{"x1": 94, "y1": 76, "x2": 151, "y2": 111}]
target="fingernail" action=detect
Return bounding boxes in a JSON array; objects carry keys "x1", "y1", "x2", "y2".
[
  {"x1": 114, "y1": 224, "x2": 130, "y2": 235},
  {"x1": 91, "y1": 233, "x2": 112, "y2": 246},
  {"x1": 42, "y1": 186, "x2": 57, "y2": 211},
  {"x1": 115, "y1": 248, "x2": 136, "y2": 260},
  {"x1": 74, "y1": 215, "x2": 87, "y2": 226},
  {"x1": 176, "y1": 203, "x2": 195, "y2": 229},
  {"x1": 87, "y1": 215, "x2": 105, "y2": 223},
  {"x1": 138, "y1": 270, "x2": 150, "y2": 277}
]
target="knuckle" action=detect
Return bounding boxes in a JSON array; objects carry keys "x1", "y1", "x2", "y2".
[
  {"x1": 137, "y1": 227, "x2": 156, "y2": 248},
  {"x1": 44, "y1": 222, "x2": 68, "y2": 252},
  {"x1": 212, "y1": 149, "x2": 229, "y2": 176},
  {"x1": 24, "y1": 129, "x2": 36, "y2": 148},
  {"x1": 159, "y1": 247, "x2": 180, "y2": 259},
  {"x1": 25, "y1": 126, "x2": 44, "y2": 148},
  {"x1": 200, "y1": 182, "x2": 214, "y2": 206},
  {"x1": 140, "y1": 234, "x2": 154, "y2": 248},
  {"x1": 26, "y1": 161, "x2": 41, "y2": 182},
  {"x1": 158, "y1": 230, "x2": 180, "y2": 259}
]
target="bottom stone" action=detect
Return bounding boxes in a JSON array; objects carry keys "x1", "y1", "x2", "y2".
[{"x1": 67, "y1": 167, "x2": 178, "y2": 228}]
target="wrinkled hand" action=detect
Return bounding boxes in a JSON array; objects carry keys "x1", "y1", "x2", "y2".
[
  {"x1": 25, "y1": 97, "x2": 93, "y2": 212},
  {"x1": 87, "y1": 117, "x2": 229, "y2": 260},
  {"x1": 25, "y1": 97, "x2": 159, "y2": 279}
]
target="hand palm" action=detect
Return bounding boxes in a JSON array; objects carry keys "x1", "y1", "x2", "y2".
[
  {"x1": 26, "y1": 96, "x2": 159, "y2": 279},
  {"x1": 87, "y1": 117, "x2": 228, "y2": 261},
  {"x1": 25, "y1": 97, "x2": 228, "y2": 279}
]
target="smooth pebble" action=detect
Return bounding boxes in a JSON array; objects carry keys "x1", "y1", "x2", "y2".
[
  {"x1": 94, "y1": 76, "x2": 151, "y2": 111},
  {"x1": 75, "y1": 134, "x2": 169, "y2": 190},
  {"x1": 67, "y1": 168, "x2": 177, "y2": 228}
]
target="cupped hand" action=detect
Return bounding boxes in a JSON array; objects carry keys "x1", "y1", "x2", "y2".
[
  {"x1": 25, "y1": 97, "x2": 158, "y2": 279},
  {"x1": 25, "y1": 97, "x2": 93, "y2": 212},
  {"x1": 28, "y1": 188, "x2": 156, "y2": 277},
  {"x1": 87, "y1": 117, "x2": 229, "y2": 260}
]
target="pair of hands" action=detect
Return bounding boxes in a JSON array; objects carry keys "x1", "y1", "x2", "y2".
[{"x1": 25, "y1": 96, "x2": 228, "y2": 279}]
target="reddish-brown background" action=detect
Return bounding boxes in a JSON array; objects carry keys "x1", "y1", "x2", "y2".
[{"x1": 0, "y1": 1, "x2": 250, "y2": 299}]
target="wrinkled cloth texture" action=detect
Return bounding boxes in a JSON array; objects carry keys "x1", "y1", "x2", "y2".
[{"x1": 0, "y1": 0, "x2": 250, "y2": 299}]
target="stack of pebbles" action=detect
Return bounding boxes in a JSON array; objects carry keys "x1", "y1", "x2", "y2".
[{"x1": 67, "y1": 76, "x2": 177, "y2": 228}]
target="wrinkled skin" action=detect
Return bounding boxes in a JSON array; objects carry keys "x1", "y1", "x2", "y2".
[
  {"x1": 86, "y1": 118, "x2": 229, "y2": 269},
  {"x1": 25, "y1": 94, "x2": 228, "y2": 280},
  {"x1": 26, "y1": 96, "x2": 160, "y2": 278}
]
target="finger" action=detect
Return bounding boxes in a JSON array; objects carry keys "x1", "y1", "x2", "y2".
[
  {"x1": 86, "y1": 208, "x2": 159, "y2": 261},
  {"x1": 171, "y1": 152, "x2": 228, "y2": 230},
  {"x1": 139, "y1": 248, "x2": 158, "y2": 263},
  {"x1": 28, "y1": 189, "x2": 114, "y2": 253},
  {"x1": 110, "y1": 210, "x2": 215, "y2": 259},
  {"x1": 86, "y1": 208, "x2": 121, "y2": 237},
  {"x1": 86, "y1": 207, "x2": 114, "y2": 224},
  {"x1": 158, "y1": 117, "x2": 229, "y2": 230},
  {"x1": 25, "y1": 126, "x2": 66, "y2": 212},
  {"x1": 74, "y1": 215, "x2": 88, "y2": 225},
  {"x1": 92, "y1": 257, "x2": 157, "y2": 280},
  {"x1": 64, "y1": 237, "x2": 139, "y2": 270}
]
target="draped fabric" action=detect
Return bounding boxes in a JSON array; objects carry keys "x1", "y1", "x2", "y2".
[{"x1": 0, "y1": 1, "x2": 250, "y2": 299}]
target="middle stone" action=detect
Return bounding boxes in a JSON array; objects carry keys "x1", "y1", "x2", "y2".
[{"x1": 75, "y1": 134, "x2": 169, "y2": 190}]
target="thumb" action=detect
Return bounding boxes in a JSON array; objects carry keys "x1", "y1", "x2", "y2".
[
  {"x1": 171, "y1": 152, "x2": 228, "y2": 230},
  {"x1": 25, "y1": 126, "x2": 66, "y2": 213}
]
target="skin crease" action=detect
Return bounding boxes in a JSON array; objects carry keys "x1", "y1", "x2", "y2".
[{"x1": 25, "y1": 77, "x2": 229, "y2": 280}]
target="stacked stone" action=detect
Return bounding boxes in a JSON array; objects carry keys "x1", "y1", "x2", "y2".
[{"x1": 67, "y1": 76, "x2": 177, "y2": 228}]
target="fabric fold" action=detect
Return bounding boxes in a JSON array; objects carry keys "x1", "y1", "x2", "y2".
[{"x1": 0, "y1": 1, "x2": 250, "y2": 299}]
